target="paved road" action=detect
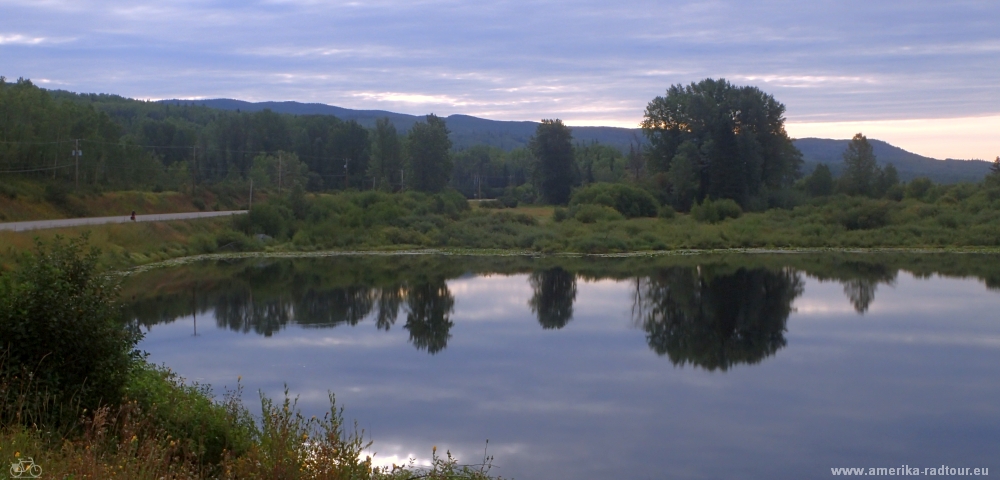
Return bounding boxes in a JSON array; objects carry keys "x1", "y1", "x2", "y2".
[{"x1": 0, "y1": 210, "x2": 247, "y2": 232}]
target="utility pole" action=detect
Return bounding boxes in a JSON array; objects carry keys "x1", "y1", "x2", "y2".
[
  {"x1": 400, "y1": 169, "x2": 405, "y2": 192},
  {"x1": 344, "y1": 158, "x2": 350, "y2": 190}
]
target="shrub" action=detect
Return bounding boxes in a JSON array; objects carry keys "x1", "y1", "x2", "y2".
[
  {"x1": 125, "y1": 365, "x2": 253, "y2": 464},
  {"x1": 573, "y1": 204, "x2": 625, "y2": 223},
  {"x1": 237, "y1": 203, "x2": 293, "y2": 238},
  {"x1": 44, "y1": 183, "x2": 69, "y2": 206},
  {"x1": 658, "y1": 205, "x2": 676, "y2": 219},
  {"x1": 0, "y1": 181, "x2": 17, "y2": 199},
  {"x1": 691, "y1": 198, "x2": 742, "y2": 223},
  {"x1": 570, "y1": 183, "x2": 659, "y2": 218},
  {"x1": 553, "y1": 207, "x2": 570, "y2": 222},
  {"x1": 836, "y1": 201, "x2": 892, "y2": 230},
  {"x1": 906, "y1": 177, "x2": 934, "y2": 201},
  {"x1": 0, "y1": 235, "x2": 142, "y2": 424}
]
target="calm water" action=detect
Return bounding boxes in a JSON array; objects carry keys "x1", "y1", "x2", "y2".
[{"x1": 125, "y1": 255, "x2": 1000, "y2": 479}]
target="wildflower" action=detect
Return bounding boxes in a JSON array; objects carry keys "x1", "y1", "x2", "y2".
[{"x1": 14, "y1": 451, "x2": 20, "y2": 458}]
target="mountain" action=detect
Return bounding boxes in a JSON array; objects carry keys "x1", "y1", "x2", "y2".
[
  {"x1": 164, "y1": 99, "x2": 991, "y2": 184},
  {"x1": 162, "y1": 99, "x2": 642, "y2": 151},
  {"x1": 794, "y1": 138, "x2": 991, "y2": 184}
]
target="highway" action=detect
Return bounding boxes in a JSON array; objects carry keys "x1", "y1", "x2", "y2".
[{"x1": 0, "y1": 210, "x2": 248, "y2": 232}]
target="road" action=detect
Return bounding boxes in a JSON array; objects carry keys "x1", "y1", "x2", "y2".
[{"x1": 0, "y1": 210, "x2": 247, "y2": 232}]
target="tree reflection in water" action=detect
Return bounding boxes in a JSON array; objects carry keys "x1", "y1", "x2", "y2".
[
  {"x1": 404, "y1": 280, "x2": 455, "y2": 354},
  {"x1": 127, "y1": 255, "x2": 992, "y2": 360},
  {"x1": 215, "y1": 291, "x2": 293, "y2": 337},
  {"x1": 528, "y1": 267, "x2": 577, "y2": 329},
  {"x1": 838, "y1": 262, "x2": 897, "y2": 314},
  {"x1": 631, "y1": 267, "x2": 804, "y2": 371}
]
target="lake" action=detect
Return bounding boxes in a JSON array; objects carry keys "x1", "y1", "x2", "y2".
[{"x1": 124, "y1": 253, "x2": 1000, "y2": 479}]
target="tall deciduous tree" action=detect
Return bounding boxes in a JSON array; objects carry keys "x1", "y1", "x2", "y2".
[
  {"x1": 530, "y1": 119, "x2": 576, "y2": 205},
  {"x1": 368, "y1": 117, "x2": 403, "y2": 191},
  {"x1": 406, "y1": 114, "x2": 452, "y2": 193},
  {"x1": 840, "y1": 133, "x2": 879, "y2": 196},
  {"x1": 641, "y1": 78, "x2": 802, "y2": 209}
]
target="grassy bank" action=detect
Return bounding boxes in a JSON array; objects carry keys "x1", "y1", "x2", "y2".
[
  {"x1": 0, "y1": 216, "x2": 237, "y2": 271},
  {"x1": 0, "y1": 179, "x2": 246, "y2": 223},
  {"x1": 0, "y1": 237, "x2": 502, "y2": 479},
  {"x1": 5, "y1": 184, "x2": 1000, "y2": 272}
]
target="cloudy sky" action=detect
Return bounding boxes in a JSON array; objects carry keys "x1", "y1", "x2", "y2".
[{"x1": 2, "y1": 0, "x2": 998, "y2": 160}]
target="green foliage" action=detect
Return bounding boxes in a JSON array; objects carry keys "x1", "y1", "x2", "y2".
[
  {"x1": 804, "y1": 164, "x2": 834, "y2": 197},
  {"x1": 840, "y1": 133, "x2": 879, "y2": 196},
  {"x1": 369, "y1": 117, "x2": 404, "y2": 191},
  {"x1": 238, "y1": 203, "x2": 294, "y2": 238},
  {"x1": 125, "y1": 365, "x2": 253, "y2": 464},
  {"x1": 691, "y1": 198, "x2": 742, "y2": 223},
  {"x1": 576, "y1": 142, "x2": 626, "y2": 184},
  {"x1": 658, "y1": 204, "x2": 677, "y2": 219},
  {"x1": 530, "y1": 119, "x2": 576, "y2": 205},
  {"x1": 0, "y1": 235, "x2": 141, "y2": 424},
  {"x1": 835, "y1": 200, "x2": 892, "y2": 230},
  {"x1": 407, "y1": 115, "x2": 453, "y2": 193},
  {"x1": 641, "y1": 78, "x2": 803, "y2": 208},
  {"x1": 906, "y1": 177, "x2": 934, "y2": 201},
  {"x1": 572, "y1": 204, "x2": 625, "y2": 223},
  {"x1": 570, "y1": 182, "x2": 659, "y2": 218}
]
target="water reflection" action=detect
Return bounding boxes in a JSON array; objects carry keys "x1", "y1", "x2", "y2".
[
  {"x1": 528, "y1": 267, "x2": 577, "y2": 329},
  {"x1": 126, "y1": 255, "x2": 1000, "y2": 479},
  {"x1": 404, "y1": 280, "x2": 455, "y2": 354},
  {"x1": 124, "y1": 254, "x2": 1000, "y2": 365},
  {"x1": 631, "y1": 267, "x2": 803, "y2": 371}
]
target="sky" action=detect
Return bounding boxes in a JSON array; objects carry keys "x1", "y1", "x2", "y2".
[{"x1": 1, "y1": 0, "x2": 998, "y2": 160}]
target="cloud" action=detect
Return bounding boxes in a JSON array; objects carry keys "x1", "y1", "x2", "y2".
[
  {"x1": 1, "y1": 0, "x2": 999, "y2": 158},
  {"x1": 0, "y1": 34, "x2": 50, "y2": 45}
]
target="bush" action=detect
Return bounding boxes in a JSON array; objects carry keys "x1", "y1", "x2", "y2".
[
  {"x1": 238, "y1": 203, "x2": 293, "y2": 238},
  {"x1": 658, "y1": 205, "x2": 676, "y2": 219},
  {"x1": 836, "y1": 200, "x2": 892, "y2": 230},
  {"x1": 906, "y1": 177, "x2": 934, "y2": 201},
  {"x1": 44, "y1": 183, "x2": 69, "y2": 206},
  {"x1": 573, "y1": 204, "x2": 625, "y2": 223},
  {"x1": 0, "y1": 181, "x2": 17, "y2": 199},
  {"x1": 0, "y1": 235, "x2": 142, "y2": 424},
  {"x1": 691, "y1": 198, "x2": 742, "y2": 223},
  {"x1": 125, "y1": 365, "x2": 253, "y2": 464},
  {"x1": 570, "y1": 183, "x2": 659, "y2": 218}
]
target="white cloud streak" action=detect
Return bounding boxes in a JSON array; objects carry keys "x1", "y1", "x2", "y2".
[{"x1": 1, "y1": 0, "x2": 998, "y2": 158}]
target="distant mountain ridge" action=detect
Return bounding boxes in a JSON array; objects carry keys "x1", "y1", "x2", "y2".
[
  {"x1": 163, "y1": 98, "x2": 992, "y2": 184},
  {"x1": 162, "y1": 98, "x2": 643, "y2": 151}
]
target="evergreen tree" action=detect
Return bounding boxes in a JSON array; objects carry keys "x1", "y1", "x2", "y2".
[
  {"x1": 529, "y1": 119, "x2": 575, "y2": 205},
  {"x1": 368, "y1": 117, "x2": 403, "y2": 191},
  {"x1": 406, "y1": 114, "x2": 452, "y2": 193},
  {"x1": 803, "y1": 163, "x2": 834, "y2": 197},
  {"x1": 840, "y1": 133, "x2": 879, "y2": 196}
]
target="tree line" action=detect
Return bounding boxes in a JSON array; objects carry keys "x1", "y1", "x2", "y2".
[{"x1": 3, "y1": 76, "x2": 997, "y2": 213}]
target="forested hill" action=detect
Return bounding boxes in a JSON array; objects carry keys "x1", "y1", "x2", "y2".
[
  {"x1": 168, "y1": 98, "x2": 990, "y2": 184},
  {"x1": 795, "y1": 138, "x2": 992, "y2": 183},
  {"x1": 162, "y1": 99, "x2": 643, "y2": 151}
]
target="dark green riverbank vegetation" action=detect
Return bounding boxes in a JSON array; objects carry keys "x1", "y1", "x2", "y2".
[
  {"x1": 2, "y1": 76, "x2": 1000, "y2": 259},
  {"x1": 0, "y1": 237, "x2": 502, "y2": 479}
]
